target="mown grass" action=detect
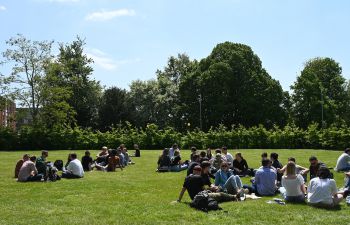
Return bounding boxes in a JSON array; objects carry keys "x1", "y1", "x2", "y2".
[{"x1": 0, "y1": 149, "x2": 349, "y2": 225}]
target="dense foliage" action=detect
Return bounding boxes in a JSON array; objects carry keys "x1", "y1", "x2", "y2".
[{"x1": 1, "y1": 123, "x2": 350, "y2": 150}]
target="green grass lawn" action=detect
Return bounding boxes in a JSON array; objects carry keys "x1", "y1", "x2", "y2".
[{"x1": 0, "y1": 149, "x2": 349, "y2": 225}]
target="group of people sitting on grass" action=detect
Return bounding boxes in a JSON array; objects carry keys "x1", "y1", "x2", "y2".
[
  {"x1": 14, "y1": 144, "x2": 141, "y2": 182},
  {"x1": 173, "y1": 146, "x2": 350, "y2": 209}
]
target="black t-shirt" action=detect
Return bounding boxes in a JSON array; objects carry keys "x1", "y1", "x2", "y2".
[
  {"x1": 183, "y1": 174, "x2": 204, "y2": 200},
  {"x1": 135, "y1": 149, "x2": 140, "y2": 157},
  {"x1": 232, "y1": 159, "x2": 248, "y2": 171},
  {"x1": 158, "y1": 155, "x2": 171, "y2": 167},
  {"x1": 171, "y1": 155, "x2": 181, "y2": 166},
  {"x1": 309, "y1": 162, "x2": 326, "y2": 180},
  {"x1": 187, "y1": 162, "x2": 200, "y2": 176},
  {"x1": 82, "y1": 156, "x2": 93, "y2": 171},
  {"x1": 201, "y1": 173, "x2": 212, "y2": 186}
]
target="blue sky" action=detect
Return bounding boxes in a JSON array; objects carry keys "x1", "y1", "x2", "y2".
[{"x1": 0, "y1": 0, "x2": 349, "y2": 91}]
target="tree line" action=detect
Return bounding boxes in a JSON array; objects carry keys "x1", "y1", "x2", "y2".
[{"x1": 1, "y1": 34, "x2": 350, "y2": 133}]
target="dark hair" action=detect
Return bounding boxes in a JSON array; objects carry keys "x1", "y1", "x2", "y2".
[
  {"x1": 172, "y1": 143, "x2": 178, "y2": 148},
  {"x1": 70, "y1": 153, "x2": 77, "y2": 159},
  {"x1": 30, "y1": 156, "x2": 36, "y2": 161},
  {"x1": 85, "y1": 150, "x2": 90, "y2": 156},
  {"x1": 191, "y1": 146, "x2": 197, "y2": 152},
  {"x1": 309, "y1": 156, "x2": 317, "y2": 161},
  {"x1": 42, "y1": 150, "x2": 48, "y2": 156},
  {"x1": 200, "y1": 151, "x2": 206, "y2": 157},
  {"x1": 288, "y1": 157, "x2": 296, "y2": 162},
  {"x1": 111, "y1": 149, "x2": 117, "y2": 156},
  {"x1": 270, "y1": 152, "x2": 278, "y2": 160},
  {"x1": 201, "y1": 161, "x2": 211, "y2": 169},
  {"x1": 345, "y1": 148, "x2": 350, "y2": 154},
  {"x1": 261, "y1": 152, "x2": 268, "y2": 158},
  {"x1": 222, "y1": 146, "x2": 227, "y2": 150},
  {"x1": 262, "y1": 158, "x2": 271, "y2": 167},
  {"x1": 215, "y1": 149, "x2": 222, "y2": 154},
  {"x1": 192, "y1": 154, "x2": 200, "y2": 161},
  {"x1": 317, "y1": 166, "x2": 331, "y2": 179}
]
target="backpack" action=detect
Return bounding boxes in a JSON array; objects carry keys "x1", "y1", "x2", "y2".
[
  {"x1": 54, "y1": 160, "x2": 64, "y2": 171},
  {"x1": 190, "y1": 190, "x2": 221, "y2": 212},
  {"x1": 47, "y1": 162, "x2": 61, "y2": 182}
]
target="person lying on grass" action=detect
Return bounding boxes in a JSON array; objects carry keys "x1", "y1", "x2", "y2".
[
  {"x1": 177, "y1": 165, "x2": 237, "y2": 203},
  {"x1": 279, "y1": 161, "x2": 306, "y2": 203},
  {"x1": 307, "y1": 166, "x2": 344, "y2": 208},
  {"x1": 214, "y1": 161, "x2": 248, "y2": 196},
  {"x1": 18, "y1": 156, "x2": 43, "y2": 182},
  {"x1": 14, "y1": 154, "x2": 29, "y2": 178},
  {"x1": 244, "y1": 158, "x2": 278, "y2": 196},
  {"x1": 170, "y1": 150, "x2": 189, "y2": 172},
  {"x1": 62, "y1": 153, "x2": 84, "y2": 179}
]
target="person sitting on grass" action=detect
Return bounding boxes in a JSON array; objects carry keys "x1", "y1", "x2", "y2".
[
  {"x1": 270, "y1": 152, "x2": 283, "y2": 183},
  {"x1": 335, "y1": 148, "x2": 350, "y2": 172},
  {"x1": 18, "y1": 156, "x2": 43, "y2": 182},
  {"x1": 278, "y1": 157, "x2": 308, "y2": 182},
  {"x1": 169, "y1": 143, "x2": 179, "y2": 158},
  {"x1": 133, "y1": 144, "x2": 140, "y2": 157},
  {"x1": 307, "y1": 156, "x2": 326, "y2": 181},
  {"x1": 279, "y1": 161, "x2": 306, "y2": 203},
  {"x1": 170, "y1": 150, "x2": 188, "y2": 172},
  {"x1": 261, "y1": 152, "x2": 268, "y2": 160},
  {"x1": 122, "y1": 147, "x2": 130, "y2": 167},
  {"x1": 206, "y1": 148, "x2": 213, "y2": 160},
  {"x1": 201, "y1": 161, "x2": 219, "y2": 192},
  {"x1": 62, "y1": 153, "x2": 84, "y2": 179},
  {"x1": 95, "y1": 149, "x2": 123, "y2": 172},
  {"x1": 244, "y1": 158, "x2": 277, "y2": 196},
  {"x1": 190, "y1": 146, "x2": 198, "y2": 162},
  {"x1": 187, "y1": 154, "x2": 201, "y2": 175},
  {"x1": 232, "y1": 152, "x2": 250, "y2": 176},
  {"x1": 36, "y1": 150, "x2": 48, "y2": 179},
  {"x1": 177, "y1": 165, "x2": 237, "y2": 203},
  {"x1": 81, "y1": 150, "x2": 93, "y2": 171},
  {"x1": 14, "y1": 154, "x2": 29, "y2": 178},
  {"x1": 215, "y1": 162, "x2": 246, "y2": 196},
  {"x1": 221, "y1": 146, "x2": 233, "y2": 167},
  {"x1": 97, "y1": 146, "x2": 109, "y2": 157},
  {"x1": 307, "y1": 166, "x2": 344, "y2": 208},
  {"x1": 157, "y1": 148, "x2": 171, "y2": 172},
  {"x1": 210, "y1": 149, "x2": 227, "y2": 173},
  {"x1": 199, "y1": 151, "x2": 209, "y2": 163}
]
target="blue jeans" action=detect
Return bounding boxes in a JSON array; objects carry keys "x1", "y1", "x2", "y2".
[
  {"x1": 224, "y1": 175, "x2": 243, "y2": 194},
  {"x1": 170, "y1": 164, "x2": 188, "y2": 172}
]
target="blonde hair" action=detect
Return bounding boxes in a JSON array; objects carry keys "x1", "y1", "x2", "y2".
[{"x1": 286, "y1": 161, "x2": 296, "y2": 176}]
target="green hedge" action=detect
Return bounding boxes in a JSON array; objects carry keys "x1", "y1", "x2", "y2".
[{"x1": 0, "y1": 123, "x2": 349, "y2": 150}]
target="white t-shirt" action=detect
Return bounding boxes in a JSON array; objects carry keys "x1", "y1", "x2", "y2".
[
  {"x1": 67, "y1": 159, "x2": 84, "y2": 177},
  {"x1": 281, "y1": 174, "x2": 304, "y2": 196},
  {"x1": 335, "y1": 153, "x2": 350, "y2": 171},
  {"x1": 307, "y1": 178, "x2": 337, "y2": 205}
]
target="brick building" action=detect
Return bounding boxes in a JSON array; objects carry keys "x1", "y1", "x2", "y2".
[{"x1": 0, "y1": 98, "x2": 16, "y2": 130}]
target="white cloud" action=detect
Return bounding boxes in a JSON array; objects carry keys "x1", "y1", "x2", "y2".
[
  {"x1": 86, "y1": 48, "x2": 140, "y2": 71},
  {"x1": 85, "y1": 9, "x2": 135, "y2": 21},
  {"x1": 0, "y1": 5, "x2": 6, "y2": 11}
]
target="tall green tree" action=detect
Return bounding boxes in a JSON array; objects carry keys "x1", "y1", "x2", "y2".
[
  {"x1": 98, "y1": 87, "x2": 132, "y2": 131},
  {"x1": 56, "y1": 37, "x2": 102, "y2": 128},
  {"x1": 179, "y1": 42, "x2": 286, "y2": 130},
  {"x1": 0, "y1": 34, "x2": 54, "y2": 123},
  {"x1": 291, "y1": 57, "x2": 348, "y2": 128}
]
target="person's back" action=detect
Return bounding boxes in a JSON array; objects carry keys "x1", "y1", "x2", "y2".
[
  {"x1": 282, "y1": 174, "x2": 304, "y2": 197},
  {"x1": 18, "y1": 160, "x2": 37, "y2": 182},
  {"x1": 36, "y1": 151, "x2": 48, "y2": 175},
  {"x1": 14, "y1": 154, "x2": 29, "y2": 178},
  {"x1": 307, "y1": 177, "x2": 336, "y2": 205},
  {"x1": 67, "y1": 159, "x2": 84, "y2": 177},
  {"x1": 255, "y1": 167, "x2": 277, "y2": 196},
  {"x1": 158, "y1": 155, "x2": 171, "y2": 167},
  {"x1": 183, "y1": 174, "x2": 204, "y2": 200},
  {"x1": 82, "y1": 151, "x2": 93, "y2": 171},
  {"x1": 335, "y1": 150, "x2": 350, "y2": 171},
  {"x1": 107, "y1": 155, "x2": 120, "y2": 172}
]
